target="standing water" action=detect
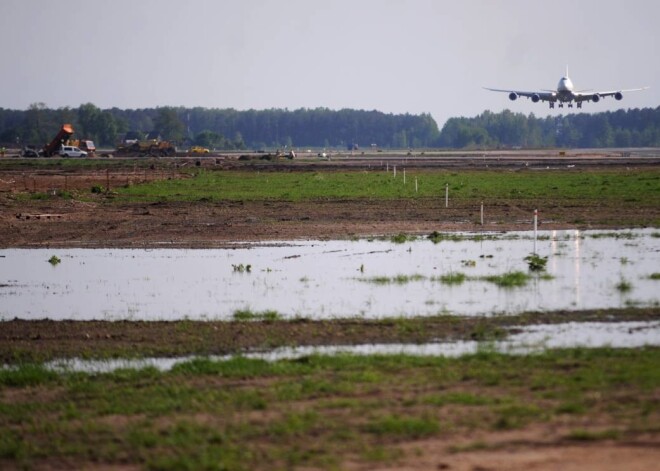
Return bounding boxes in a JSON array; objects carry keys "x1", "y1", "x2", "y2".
[{"x1": 1, "y1": 229, "x2": 658, "y2": 321}]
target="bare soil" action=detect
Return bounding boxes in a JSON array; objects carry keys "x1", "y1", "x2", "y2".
[{"x1": 0, "y1": 161, "x2": 658, "y2": 248}]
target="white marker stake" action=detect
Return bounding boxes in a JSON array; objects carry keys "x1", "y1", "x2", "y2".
[
  {"x1": 393, "y1": 166, "x2": 397, "y2": 178},
  {"x1": 403, "y1": 168, "x2": 406, "y2": 185},
  {"x1": 480, "y1": 202, "x2": 484, "y2": 225},
  {"x1": 386, "y1": 162, "x2": 389, "y2": 173},
  {"x1": 415, "y1": 177, "x2": 418, "y2": 193},
  {"x1": 445, "y1": 183, "x2": 449, "y2": 208},
  {"x1": 533, "y1": 209, "x2": 538, "y2": 254}
]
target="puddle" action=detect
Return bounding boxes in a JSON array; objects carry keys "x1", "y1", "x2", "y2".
[
  {"x1": 36, "y1": 321, "x2": 660, "y2": 373},
  {"x1": 1, "y1": 229, "x2": 659, "y2": 321}
]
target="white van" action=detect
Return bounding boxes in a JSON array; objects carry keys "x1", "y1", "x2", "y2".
[{"x1": 59, "y1": 146, "x2": 88, "y2": 158}]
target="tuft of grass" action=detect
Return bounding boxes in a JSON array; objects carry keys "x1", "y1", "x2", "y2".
[
  {"x1": 233, "y1": 309, "x2": 281, "y2": 321},
  {"x1": 433, "y1": 272, "x2": 467, "y2": 285},
  {"x1": 428, "y1": 231, "x2": 465, "y2": 243},
  {"x1": 481, "y1": 271, "x2": 530, "y2": 288},
  {"x1": 48, "y1": 255, "x2": 61, "y2": 266},
  {"x1": 615, "y1": 279, "x2": 633, "y2": 293},
  {"x1": 391, "y1": 233, "x2": 414, "y2": 244},
  {"x1": 524, "y1": 253, "x2": 548, "y2": 271},
  {"x1": 649, "y1": 273, "x2": 660, "y2": 280}
]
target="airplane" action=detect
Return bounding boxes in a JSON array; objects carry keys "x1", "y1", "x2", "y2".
[{"x1": 484, "y1": 67, "x2": 648, "y2": 109}]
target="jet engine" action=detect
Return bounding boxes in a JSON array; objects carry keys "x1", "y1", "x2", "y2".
[
  {"x1": 592, "y1": 94, "x2": 601, "y2": 103},
  {"x1": 508, "y1": 92, "x2": 518, "y2": 101},
  {"x1": 615, "y1": 92, "x2": 623, "y2": 100},
  {"x1": 531, "y1": 94, "x2": 540, "y2": 103}
]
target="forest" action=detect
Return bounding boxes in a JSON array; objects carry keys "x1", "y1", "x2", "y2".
[{"x1": 0, "y1": 103, "x2": 658, "y2": 150}]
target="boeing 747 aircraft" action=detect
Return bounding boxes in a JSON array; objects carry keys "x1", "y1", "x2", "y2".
[{"x1": 484, "y1": 68, "x2": 648, "y2": 109}]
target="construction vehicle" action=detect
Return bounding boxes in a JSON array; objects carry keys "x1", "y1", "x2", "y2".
[
  {"x1": 67, "y1": 139, "x2": 96, "y2": 154},
  {"x1": 115, "y1": 138, "x2": 177, "y2": 157},
  {"x1": 40, "y1": 124, "x2": 96, "y2": 157},
  {"x1": 42, "y1": 124, "x2": 74, "y2": 157},
  {"x1": 189, "y1": 145, "x2": 210, "y2": 154}
]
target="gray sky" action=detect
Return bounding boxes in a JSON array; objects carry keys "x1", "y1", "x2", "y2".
[{"x1": 1, "y1": 0, "x2": 657, "y2": 128}]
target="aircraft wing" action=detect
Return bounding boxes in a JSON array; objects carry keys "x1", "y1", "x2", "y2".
[
  {"x1": 483, "y1": 87, "x2": 557, "y2": 103},
  {"x1": 574, "y1": 87, "x2": 649, "y2": 103}
]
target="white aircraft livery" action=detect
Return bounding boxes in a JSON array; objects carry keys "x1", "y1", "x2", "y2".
[{"x1": 484, "y1": 68, "x2": 648, "y2": 109}]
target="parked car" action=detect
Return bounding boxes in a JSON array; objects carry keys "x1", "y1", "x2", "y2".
[{"x1": 59, "y1": 146, "x2": 87, "y2": 158}]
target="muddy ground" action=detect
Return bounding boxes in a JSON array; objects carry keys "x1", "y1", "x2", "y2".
[
  {"x1": 1, "y1": 157, "x2": 659, "y2": 471},
  {"x1": 1, "y1": 158, "x2": 658, "y2": 248}
]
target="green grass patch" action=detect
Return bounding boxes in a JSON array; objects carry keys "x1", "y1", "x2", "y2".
[
  {"x1": 481, "y1": 271, "x2": 530, "y2": 288},
  {"x1": 2, "y1": 348, "x2": 659, "y2": 469},
  {"x1": 232, "y1": 309, "x2": 281, "y2": 321},
  {"x1": 112, "y1": 168, "x2": 660, "y2": 203},
  {"x1": 433, "y1": 272, "x2": 467, "y2": 285}
]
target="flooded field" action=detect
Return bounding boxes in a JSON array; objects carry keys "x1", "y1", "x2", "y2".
[{"x1": 1, "y1": 229, "x2": 658, "y2": 321}]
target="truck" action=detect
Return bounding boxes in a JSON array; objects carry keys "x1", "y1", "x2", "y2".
[
  {"x1": 42, "y1": 124, "x2": 74, "y2": 157},
  {"x1": 39, "y1": 124, "x2": 96, "y2": 157}
]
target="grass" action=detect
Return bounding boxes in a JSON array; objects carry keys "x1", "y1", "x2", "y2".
[
  {"x1": 232, "y1": 309, "x2": 281, "y2": 321},
  {"x1": 111, "y1": 168, "x2": 660, "y2": 203},
  {"x1": 433, "y1": 272, "x2": 467, "y2": 285},
  {"x1": 359, "y1": 274, "x2": 426, "y2": 285},
  {"x1": 481, "y1": 271, "x2": 531, "y2": 288},
  {"x1": 1, "y1": 348, "x2": 658, "y2": 469},
  {"x1": 359, "y1": 270, "x2": 550, "y2": 288},
  {"x1": 47, "y1": 255, "x2": 61, "y2": 266},
  {"x1": 615, "y1": 279, "x2": 633, "y2": 293}
]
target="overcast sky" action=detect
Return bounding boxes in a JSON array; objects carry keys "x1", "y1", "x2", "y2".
[{"x1": 1, "y1": 0, "x2": 657, "y2": 128}]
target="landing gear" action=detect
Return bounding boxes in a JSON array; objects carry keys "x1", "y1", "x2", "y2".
[
  {"x1": 568, "y1": 103, "x2": 573, "y2": 108},
  {"x1": 577, "y1": 102, "x2": 583, "y2": 109},
  {"x1": 558, "y1": 103, "x2": 564, "y2": 108},
  {"x1": 549, "y1": 103, "x2": 555, "y2": 109}
]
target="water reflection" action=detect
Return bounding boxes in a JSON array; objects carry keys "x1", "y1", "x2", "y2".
[
  {"x1": 1, "y1": 229, "x2": 658, "y2": 321},
  {"x1": 37, "y1": 321, "x2": 660, "y2": 373}
]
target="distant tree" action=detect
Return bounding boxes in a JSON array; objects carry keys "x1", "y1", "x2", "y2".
[
  {"x1": 23, "y1": 102, "x2": 51, "y2": 144},
  {"x1": 194, "y1": 130, "x2": 223, "y2": 148},
  {"x1": 154, "y1": 107, "x2": 185, "y2": 142}
]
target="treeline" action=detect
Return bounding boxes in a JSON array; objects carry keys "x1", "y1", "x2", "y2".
[
  {"x1": 0, "y1": 104, "x2": 440, "y2": 150},
  {"x1": 438, "y1": 107, "x2": 660, "y2": 148},
  {"x1": 1, "y1": 103, "x2": 659, "y2": 149}
]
